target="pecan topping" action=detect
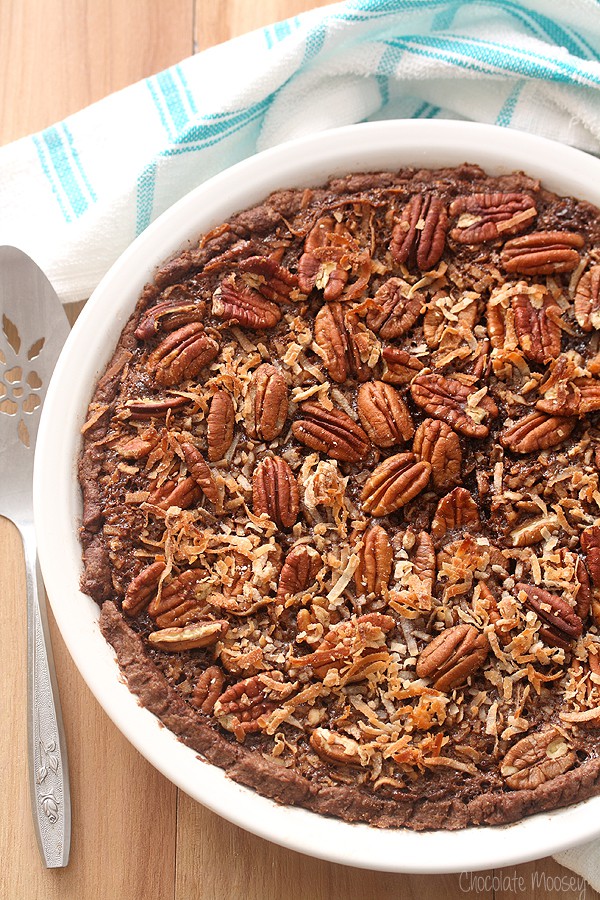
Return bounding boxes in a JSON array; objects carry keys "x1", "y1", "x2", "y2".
[
  {"x1": 207, "y1": 391, "x2": 235, "y2": 462},
  {"x1": 237, "y1": 255, "x2": 298, "y2": 303},
  {"x1": 180, "y1": 441, "x2": 219, "y2": 504},
  {"x1": 357, "y1": 381, "x2": 414, "y2": 448},
  {"x1": 423, "y1": 292, "x2": 479, "y2": 352},
  {"x1": 292, "y1": 401, "x2": 370, "y2": 463},
  {"x1": 449, "y1": 193, "x2": 537, "y2": 243},
  {"x1": 313, "y1": 302, "x2": 370, "y2": 383},
  {"x1": 416, "y1": 624, "x2": 489, "y2": 692},
  {"x1": 252, "y1": 456, "x2": 299, "y2": 529},
  {"x1": 431, "y1": 487, "x2": 480, "y2": 542},
  {"x1": 191, "y1": 666, "x2": 225, "y2": 714},
  {"x1": 511, "y1": 288, "x2": 561, "y2": 364},
  {"x1": 501, "y1": 728, "x2": 576, "y2": 790},
  {"x1": 147, "y1": 323, "x2": 219, "y2": 387},
  {"x1": 148, "y1": 569, "x2": 210, "y2": 628},
  {"x1": 499, "y1": 412, "x2": 576, "y2": 454},
  {"x1": 245, "y1": 363, "x2": 288, "y2": 442},
  {"x1": 212, "y1": 275, "x2": 281, "y2": 329},
  {"x1": 581, "y1": 527, "x2": 600, "y2": 588},
  {"x1": 390, "y1": 194, "x2": 447, "y2": 270},
  {"x1": 516, "y1": 583, "x2": 583, "y2": 647},
  {"x1": 366, "y1": 278, "x2": 423, "y2": 339},
  {"x1": 277, "y1": 544, "x2": 321, "y2": 601},
  {"x1": 123, "y1": 395, "x2": 189, "y2": 418},
  {"x1": 575, "y1": 556, "x2": 592, "y2": 621},
  {"x1": 135, "y1": 298, "x2": 205, "y2": 340},
  {"x1": 147, "y1": 476, "x2": 200, "y2": 511},
  {"x1": 501, "y1": 231, "x2": 584, "y2": 275},
  {"x1": 411, "y1": 531, "x2": 436, "y2": 594},
  {"x1": 410, "y1": 373, "x2": 498, "y2": 438},
  {"x1": 361, "y1": 452, "x2": 431, "y2": 517},
  {"x1": 298, "y1": 216, "x2": 351, "y2": 300},
  {"x1": 214, "y1": 672, "x2": 295, "y2": 740},
  {"x1": 574, "y1": 264, "x2": 600, "y2": 332},
  {"x1": 310, "y1": 728, "x2": 362, "y2": 766},
  {"x1": 123, "y1": 560, "x2": 166, "y2": 617},
  {"x1": 412, "y1": 419, "x2": 462, "y2": 491},
  {"x1": 355, "y1": 524, "x2": 393, "y2": 597},
  {"x1": 148, "y1": 619, "x2": 228, "y2": 651},
  {"x1": 381, "y1": 346, "x2": 424, "y2": 385},
  {"x1": 536, "y1": 376, "x2": 600, "y2": 417},
  {"x1": 117, "y1": 426, "x2": 161, "y2": 460}
]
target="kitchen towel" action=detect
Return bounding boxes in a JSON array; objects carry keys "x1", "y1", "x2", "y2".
[{"x1": 1, "y1": 0, "x2": 600, "y2": 303}]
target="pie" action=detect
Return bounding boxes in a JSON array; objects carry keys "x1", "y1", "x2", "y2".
[{"x1": 79, "y1": 163, "x2": 600, "y2": 830}]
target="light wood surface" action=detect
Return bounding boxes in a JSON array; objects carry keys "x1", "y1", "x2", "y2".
[{"x1": 0, "y1": 3, "x2": 596, "y2": 899}]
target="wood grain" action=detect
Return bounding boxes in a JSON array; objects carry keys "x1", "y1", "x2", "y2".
[{"x1": 0, "y1": 1, "x2": 597, "y2": 898}]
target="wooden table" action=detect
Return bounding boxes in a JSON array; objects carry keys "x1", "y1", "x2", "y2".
[{"x1": 0, "y1": 3, "x2": 596, "y2": 898}]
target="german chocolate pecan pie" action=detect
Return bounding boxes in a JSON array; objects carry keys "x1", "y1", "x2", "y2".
[{"x1": 79, "y1": 164, "x2": 600, "y2": 830}]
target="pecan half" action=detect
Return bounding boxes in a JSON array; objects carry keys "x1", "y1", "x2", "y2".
[
  {"x1": 430, "y1": 487, "x2": 480, "y2": 542},
  {"x1": 147, "y1": 476, "x2": 200, "y2": 511},
  {"x1": 148, "y1": 569, "x2": 210, "y2": 628},
  {"x1": 574, "y1": 264, "x2": 600, "y2": 332},
  {"x1": 117, "y1": 426, "x2": 161, "y2": 460},
  {"x1": 313, "y1": 302, "x2": 370, "y2": 383},
  {"x1": 449, "y1": 193, "x2": 537, "y2": 243},
  {"x1": 277, "y1": 544, "x2": 321, "y2": 601},
  {"x1": 147, "y1": 323, "x2": 219, "y2": 387},
  {"x1": 298, "y1": 216, "x2": 351, "y2": 300},
  {"x1": 390, "y1": 194, "x2": 447, "y2": 270},
  {"x1": 191, "y1": 666, "x2": 225, "y2": 714},
  {"x1": 411, "y1": 531, "x2": 436, "y2": 594},
  {"x1": 575, "y1": 556, "x2": 592, "y2": 621},
  {"x1": 212, "y1": 275, "x2": 281, "y2": 329},
  {"x1": 290, "y1": 613, "x2": 394, "y2": 679},
  {"x1": 499, "y1": 412, "x2": 577, "y2": 454},
  {"x1": 516, "y1": 582, "x2": 583, "y2": 647},
  {"x1": 123, "y1": 560, "x2": 166, "y2": 616},
  {"x1": 412, "y1": 418, "x2": 462, "y2": 491},
  {"x1": 536, "y1": 376, "x2": 600, "y2": 416},
  {"x1": 252, "y1": 456, "x2": 299, "y2": 529},
  {"x1": 423, "y1": 292, "x2": 479, "y2": 352},
  {"x1": 361, "y1": 452, "x2": 431, "y2": 517},
  {"x1": 511, "y1": 288, "x2": 561, "y2": 364},
  {"x1": 237, "y1": 255, "x2": 298, "y2": 303},
  {"x1": 148, "y1": 619, "x2": 228, "y2": 651},
  {"x1": 581, "y1": 526, "x2": 600, "y2": 588},
  {"x1": 123, "y1": 395, "x2": 189, "y2": 418},
  {"x1": 501, "y1": 728, "x2": 576, "y2": 790},
  {"x1": 501, "y1": 231, "x2": 584, "y2": 275},
  {"x1": 366, "y1": 278, "x2": 423, "y2": 339},
  {"x1": 135, "y1": 298, "x2": 205, "y2": 340},
  {"x1": 180, "y1": 441, "x2": 219, "y2": 504},
  {"x1": 214, "y1": 672, "x2": 295, "y2": 740},
  {"x1": 245, "y1": 363, "x2": 288, "y2": 442},
  {"x1": 310, "y1": 728, "x2": 362, "y2": 766},
  {"x1": 292, "y1": 401, "x2": 370, "y2": 463},
  {"x1": 357, "y1": 381, "x2": 414, "y2": 448},
  {"x1": 381, "y1": 347, "x2": 424, "y2": 385},
  {"x1": 410, "y1": 373, "x2": 498, "y2": 438},
  {"x1": 355, "y1": 524, "x2": 393, "y2": 597},
  {"x1": 207, "y1": 391, "x2": 235, "y2": 462},
  {"x1": 415, "y1": 624, "x2": 489, "y2": 691}
]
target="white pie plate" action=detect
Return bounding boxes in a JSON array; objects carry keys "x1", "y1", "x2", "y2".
[{"x1": 34, "y1": 119, "x2": 600, "y2": 872}]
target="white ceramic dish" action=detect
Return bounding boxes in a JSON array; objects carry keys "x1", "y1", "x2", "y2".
[{"x1": 34, "y1": 120, "x2": 600, "y2": 872}]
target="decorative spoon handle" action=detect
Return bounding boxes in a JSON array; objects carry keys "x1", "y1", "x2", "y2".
[{"x1": 23, "y1": 521, "x2": 71, "y2": 867}]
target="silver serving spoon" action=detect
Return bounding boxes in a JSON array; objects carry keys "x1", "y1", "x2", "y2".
[{"x1": 0, "y1": 246, "x2": 71, "y2": 867}]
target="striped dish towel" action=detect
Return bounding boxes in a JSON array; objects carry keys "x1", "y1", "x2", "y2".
[{"x1": 1, "y1": 0, "x2": 600, "y2": 304}]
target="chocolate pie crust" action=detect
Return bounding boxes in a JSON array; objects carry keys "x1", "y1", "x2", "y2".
[{"x1": 79, "y1": 164, "x2": 600, "y2": 830}]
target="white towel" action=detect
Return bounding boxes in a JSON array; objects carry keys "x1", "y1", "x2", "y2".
[{"x1": 1, "y1": 0, "x2": 600, "y2": 303}]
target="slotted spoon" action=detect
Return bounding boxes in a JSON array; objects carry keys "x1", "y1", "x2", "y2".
[{"x1": 0, "y1": 246, "x2": 71, "y2": 867}]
